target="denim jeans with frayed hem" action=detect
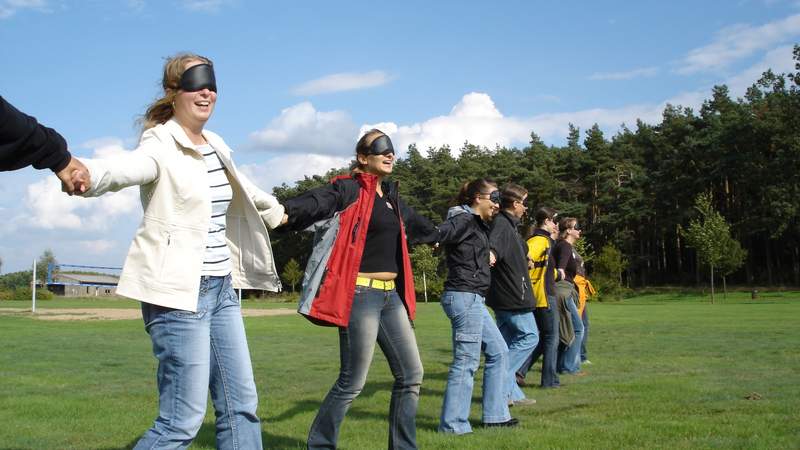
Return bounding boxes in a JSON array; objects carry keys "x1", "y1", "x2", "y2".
[
  {"x1": 134, "y1": 275, "x2": 262, "y2": 450},
  {"x1": 494, "y1": 309, "x2": 539, "y2": 401},
  {"x1": 438, "y1": 291, "x2": 510, "y2": 434},
  {"x1": 307, "y1": 286, "x2": 423, "y2": 450},
  {"x1": 558, "y1": 294, "x2": 584, "y2": 374},
  {"x1": 518, "y1": 299, "x2": 560, "y2": 388}
]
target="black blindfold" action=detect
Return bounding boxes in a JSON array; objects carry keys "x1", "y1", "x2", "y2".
[
  {"x1": 364, "y1": 135, "x2": 395, "y2": 156},
  {"x1": 179, "y1": 63, "x2": 217, "y2": 93}
]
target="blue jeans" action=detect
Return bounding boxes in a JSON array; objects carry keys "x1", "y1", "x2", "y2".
[
  {"x1": 581, "y1": 306, "x2": 589, "y2": 362},
  {"x1": 518, "y1": 300, "x2": 560, "y2": 387},
  {"x1": 494, "y1": 309, "x2": 538, "y2": 402},
  {"x1": 307, "y1": 286, "x2": 423, "y2": 450},
  {"x1": 558, "y1": 295, "x2": 584, "y2": 374},
  {"x1": 135, "y1": 275, "x2": 261, "y2": 450},
  {"x1": 439, "y1": 291, "x2": 510, "y2": 434}
]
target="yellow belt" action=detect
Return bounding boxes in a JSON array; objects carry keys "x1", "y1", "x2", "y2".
[{"x1": 355, "y1": 276, "x2": 396, "y2": 290}]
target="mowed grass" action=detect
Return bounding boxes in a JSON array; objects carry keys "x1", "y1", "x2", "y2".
[{"x1": 0, "y1": 292, "x2": 798, "y2": 449}]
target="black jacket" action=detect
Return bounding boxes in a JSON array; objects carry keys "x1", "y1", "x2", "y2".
[
  {"x1": 282, "y1": 175, "x2": 438, "y2": 243},
  {"x1": 0, "y1": 95, "x2": 71, "y2": 172},
  {"x1": 486, "y1": 211, "x2": 535, "y2": 311},
  {"x1": 438, "y1": 205, "x2": 493, "y2": 297}
]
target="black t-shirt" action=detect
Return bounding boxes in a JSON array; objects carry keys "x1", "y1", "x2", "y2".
[
  {"x1": 553, "y1": 240, "x2": 579, "y2": 284},
  {"x1": 359, "y1": 192, "x2": 401, "y2": 273}
]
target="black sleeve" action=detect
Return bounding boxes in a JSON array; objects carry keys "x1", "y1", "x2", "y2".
[
  {"x1": 397, "y1": 197, "x2": 439, "y2": 244},
  {"x1": 436, "y1": 212, "x2": 473, "y2": 245},
  {"x1": 554, "y1": 241, "x2": 571, "y2": 270},
  {"x1": 281, "y1": 179, "x2": 356, "y2": 231},
  {"x1": 488, "y1": 220, "x2": 509, "y2": 262},
  {"x1": 0, "y1": 96, "x2": 71, "y2": 173}
]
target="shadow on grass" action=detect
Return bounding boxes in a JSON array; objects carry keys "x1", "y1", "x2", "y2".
[{"x1": 119, "y1": 426, "x2": 307, "y2": 449}]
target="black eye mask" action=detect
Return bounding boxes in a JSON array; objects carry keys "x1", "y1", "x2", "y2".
[
  {"x1": 366, "y1": 135, "x2": 395, "y2": 156},
  {"x1": 179, "y1": 63, "x2": 217, "y2": 92}
]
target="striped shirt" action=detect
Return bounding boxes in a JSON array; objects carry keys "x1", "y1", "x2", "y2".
[{"x1": 199, "y1": 144, "x2": 233, "y2": 276}]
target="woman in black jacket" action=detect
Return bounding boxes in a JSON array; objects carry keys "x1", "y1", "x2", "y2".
[
  {"x1": 437, "y1": 178, "x2": 518, "y2": 434},
  {"x1": 486, "y1": 183, "x2": 538, "y2": 407}
]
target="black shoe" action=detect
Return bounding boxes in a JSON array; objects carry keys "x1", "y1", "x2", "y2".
[{"x1": 483, "y1": 418, "x2": 519, "y2": 428}]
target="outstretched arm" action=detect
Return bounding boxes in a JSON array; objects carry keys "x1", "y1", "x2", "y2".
[{"x1": 78, "y1": 132, "x2": 162, "y2": 197}]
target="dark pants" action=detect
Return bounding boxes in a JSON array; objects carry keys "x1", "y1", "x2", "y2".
[
  {"x1": 581, "y1": 306, "x2": 589, "y2": 362},
  {"x1": 517, "y1": 303, "x2": 560, "y2": 387}
]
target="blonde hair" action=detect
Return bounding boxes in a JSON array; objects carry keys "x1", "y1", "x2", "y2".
[{"x1": 139, "y1": 52, "x2": 213, "y2": 132}]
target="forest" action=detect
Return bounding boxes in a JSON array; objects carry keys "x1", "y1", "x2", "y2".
[{"x1": 272, "y1": 47, "x2": 800, "y2": 292}]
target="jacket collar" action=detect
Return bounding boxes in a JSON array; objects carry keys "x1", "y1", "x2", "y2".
[
  {"x1": 499, "y1": 210, "x2": 520, "y2": 227},
  {"x1": 164, "y1": 119, "x2": 232, "y2": 159},
  {"x1": 533, "y1": 227, "x2": 554, "y2": 243}
]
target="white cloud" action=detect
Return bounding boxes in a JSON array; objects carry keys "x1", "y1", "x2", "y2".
[
  {"x1": 588, "y1": 66, "x2": 659, "y2": 81},
  {"x1": 292, "y1": 71, "x2": 393, "y2": 96},
  {"x1": 15, "y1": 139, "x2": 141, "y2": 232},
  {"x1": 78, "y1": 240, "x2": 116, "y2": 255},
  {"x1": 126, "y1": 0, "x2": 145, "y2": 11},
  {"x1": 725, "y1": 44, "x2": 797, "y2": 95},
  {"x1": 248, "y1": 102, "x2": 358, "y2": 155},
  {"x1": 360, "y1": 92, "x2": 662, "y2": 155},
  {"x1": 239, "y1": 154, "x2": 351, "y2": 191},
  {"x1": 0, "y1": 0, "x2": 49, "y2": 19},
  {"x1": 179, "y1": 0, "x2": 231, "y2": 13},
  {"x1": 677, "y1": 13, "x2": 800, "y2": 74}
]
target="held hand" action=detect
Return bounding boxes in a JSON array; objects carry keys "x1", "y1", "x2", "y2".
[
  {"x1": 56, "y1": 157, "x2": 91, "y2": 195},
  {"x1": 489, "y1": 250, "x2": 497, "y2": 267},
  {"x1": 261, "y1": 204, "x2": 287, "y2": 230},
  {"x1": 527, "y1": 256, "x2": 535, "y2": 270}
]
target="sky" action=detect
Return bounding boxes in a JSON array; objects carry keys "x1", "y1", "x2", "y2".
[{"x1": 1, "y1": 0, "x2": 799, "y2": 274}]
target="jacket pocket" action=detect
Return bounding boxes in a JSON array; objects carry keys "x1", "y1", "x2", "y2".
[{"x1": 159, "y1": 225, "x2": 204, "y2": 291}]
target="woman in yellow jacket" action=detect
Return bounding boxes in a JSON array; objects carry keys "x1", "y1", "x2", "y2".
[{"x1": 516, "y1": 207, "x2": 561, "y2": 388}]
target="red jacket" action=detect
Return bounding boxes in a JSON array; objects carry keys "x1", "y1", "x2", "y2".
[{"x1": 282, "y1": 173, "x2": 437, "y2": 327}]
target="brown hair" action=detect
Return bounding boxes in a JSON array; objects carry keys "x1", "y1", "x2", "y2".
[
  {"x1": 500, "y1": 183, "x2": 527, "y2": 209},
  {"x1": 558, "y1": 217, "x2": 578, "y2": 239},
  {"x1": 533, "y1": 206, "x2": 557, "y2": 228},
  {"x1": 139, "y1": 53, "x2": 213, "y2": 132},
  {"x1": 350, "y1": 128, "x2": 387, "y2": 172},
  {"x1": 455, "y1": 178, "x2": 497, "y2": 207}
]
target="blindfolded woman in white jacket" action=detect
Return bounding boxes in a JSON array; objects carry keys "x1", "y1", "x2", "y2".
[{"x1": 72, "y1": 53, "x2": 284, "y2": 450}]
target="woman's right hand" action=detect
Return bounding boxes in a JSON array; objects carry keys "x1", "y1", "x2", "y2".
[{"x1": 261, "y1": 203, "x2": 286, "y2": 229}]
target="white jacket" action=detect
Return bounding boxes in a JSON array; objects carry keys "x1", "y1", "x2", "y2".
[{"x1": 82, "y1": 119, "x2": 283, "y2": 311}]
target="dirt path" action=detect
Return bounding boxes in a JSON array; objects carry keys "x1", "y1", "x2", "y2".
[{"x1": 0, "y1": 307, "x2": 296, "y2": 321}]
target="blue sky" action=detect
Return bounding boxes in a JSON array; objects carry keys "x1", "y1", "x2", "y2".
[{"x1": 1, "y1": 0, "x2": 799, "y2": 274}]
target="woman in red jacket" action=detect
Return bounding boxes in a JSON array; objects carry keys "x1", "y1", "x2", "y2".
[{"x1": 275, "y1": 129, "x2": 438, "y2": 450}]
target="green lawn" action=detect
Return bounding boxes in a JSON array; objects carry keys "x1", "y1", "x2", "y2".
[{"x1": 1, "y1": 292, "x2": 798, "y2": 449}]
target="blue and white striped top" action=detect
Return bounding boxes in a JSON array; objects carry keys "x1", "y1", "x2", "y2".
[{"x1": 199, "y1": 144, "x2": 233, "y2": 276}]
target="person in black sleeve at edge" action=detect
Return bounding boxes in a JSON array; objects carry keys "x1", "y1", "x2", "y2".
[
  {"x1": 486, "y1": 183, "x2": 539, "y2": 407},
  {"x1": 272, "y1": 129, "x2": 439, "y2": 450},
  {"x1": 0, "y1": 95, "x2": 89, "y2": 194}
]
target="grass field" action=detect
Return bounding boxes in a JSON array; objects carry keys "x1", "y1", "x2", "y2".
[{"x1": 1, "y1": 291, "x2": 798, "y2": 449}]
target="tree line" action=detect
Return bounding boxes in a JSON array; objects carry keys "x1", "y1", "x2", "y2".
[{"x1": 271, "y1": 46, "x2": 800, "y2": 291}]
